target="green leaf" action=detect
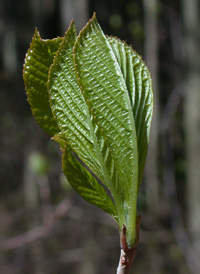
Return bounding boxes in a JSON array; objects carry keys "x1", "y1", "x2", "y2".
[
  {"x1": 23, "y1": 29, "x2": 62, "y2": 136},
  {"x1": 107, "y1": 36, "x2": 154, "y2": 184},
  {"x1": 48, "y1": 22, "x2": 115, "y2": 191},
  {"x1": 25, "y1": 15, "x2": 154, "y2": 249},
  {"x1": 24, "y1": 24, "x2": 118, "y2": 220},
  {"x1": 48, "y1": 21, "x2": 124, "y2": 231},
  {"x1": 48, "y1": 22, "x2": 102, "y2": 179},
  {"x1": 74, "y1": 15, "x2": 139, "y2": 246},
  {"x1": 62, "y1": 146, "x2": 118, "y2": 220},
  {"x1": 48, "y1": 22, "x2": 121, "y2": 220}
]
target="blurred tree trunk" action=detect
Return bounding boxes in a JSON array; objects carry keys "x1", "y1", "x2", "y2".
[
  {"x1": 29, "y1": 0, "x2": 42, "y2": 29},
  {"x1": 182, "y1": 0, "x2": 200, "y2": 255},
  {"x1": 143, "y1": 0, "x2": 160, "y2": 216},
  {"x1": 23, "y1": 149, "x2": 46, "y2": 274},
  {"x1": 3, "y1": 24, "x2": 17, "y2": 74},
  {"x1": 60, "y1": 0, "x2": 88, "y2": 33}
]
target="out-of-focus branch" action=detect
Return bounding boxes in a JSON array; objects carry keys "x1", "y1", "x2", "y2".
[
  {"x1": 60, "y1": 0, "x2": 88, "y2": 33},
  {"x1": 182, "y1": 0, "x2": 200, "y2": 257},
  {"x1": 162, "y1": 84, "x2": 200, "y2": 274},
  {"x1": 143, "y1": 0, "x2": 160, "y2": 217},
  {"x1": 0, "y1": 198, "x2": 73, "y2": 251},
  {"x1": 159, "y1": 3, "x2": 200, "y2": 271}
]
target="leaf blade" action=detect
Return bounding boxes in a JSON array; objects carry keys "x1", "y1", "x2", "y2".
[
  {"x1": 107, "y1": 36, "x2": 154, "y2": 184},
  {"x1": 74, "y1": 15, "x2": 138, "y2": 193},
  {"x1": 48, "y1": 21, "x2": 105, "y2": 182},
  {"x1": 23, "y1": 30, "x2": 62, "y2": 136},
  {"x1": 74, "y1": 15, "x2": 139, "y2": 246},
  {"x1": 48, "y1": 21, "x2": 126, "y2": 225},
  {"x1": 62, "y1": 146, "x2": 118, "y2": 220}
]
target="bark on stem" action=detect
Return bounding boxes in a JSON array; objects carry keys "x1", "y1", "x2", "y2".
[
  {"x1": 117, "y1": 216, "x2": 141, "y2": 274},
  {"x1": 117, "y1": 247, "x2": 137, "y2": 274}
]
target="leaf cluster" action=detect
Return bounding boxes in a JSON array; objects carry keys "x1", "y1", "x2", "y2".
[{"x1": 23, "y1": 14, "x2": 153, "y2": 247}]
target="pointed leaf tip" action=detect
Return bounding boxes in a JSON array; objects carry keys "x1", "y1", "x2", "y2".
[
  {"x1": 68, "y1": 19, "x2": 76, "y2": 31},
  {"x1": 34, "y1": 28, "x2": 41, "y2": 39},
  {"x1": 92, "y1": 11, "x2": 97, "y2": 20}
]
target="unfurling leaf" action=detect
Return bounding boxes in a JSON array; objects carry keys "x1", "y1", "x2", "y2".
[
  {"x1": 23, "y1": 13, "x2": 153, "y2": 248},
  {"x1": 62, "y1": 146, "x2": 118, "y2": 220},
  {"x1": 23, "y1": 30, "x2": 62, "y2": 136},
  {"x1": 107, "y1": 36, "x2": 153, "y2": 185}
]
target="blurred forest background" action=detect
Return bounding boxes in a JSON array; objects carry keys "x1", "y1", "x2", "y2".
[{"x1": 0, "y1": 0, "x2": 200, "y2": 273}]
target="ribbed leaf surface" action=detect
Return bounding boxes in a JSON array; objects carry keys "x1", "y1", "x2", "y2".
[
  {"x1": 48, "y1": 22, "x2": 122, "y2": 219},
  {"x1": 48, "y1": 22, "x2": 103, "y2": 180},
  {"x1": 62, "y1": 146, "x2": 118, "y2": 220},
  {"x1": 23, "y1": 30, "x2": 62, "y2": 136},
  {"x1": 24, "y1": 15, "x2": 154, "y2": 249},
  {"x1": 74, "y1": 16, "x2": 138, "y2": 194},
  {"x1": 74, "y1": 15, "x2": 139, "y2": 246},
  {"x1": 107, "y1": 36, "x2": 153, "y2": 184}
]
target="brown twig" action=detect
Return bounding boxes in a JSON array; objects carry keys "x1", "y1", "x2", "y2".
[
  {"x1": 117, "y1": 216, "x2": 141, "y2": 274},
  {"x1": 0, "y1": 198, "x2": 73, "y2": 251}
]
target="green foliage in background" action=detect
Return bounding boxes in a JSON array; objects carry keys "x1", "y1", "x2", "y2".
[{"x1": 23, "y1": 14, "x2": 153, "y2": 248}]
